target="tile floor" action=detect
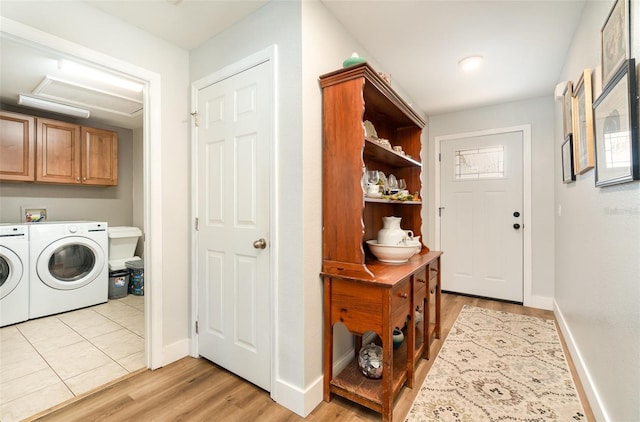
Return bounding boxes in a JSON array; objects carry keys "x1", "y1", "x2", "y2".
[{"x1": 0, "y1": 295, "x2": 145, "y2": 422}]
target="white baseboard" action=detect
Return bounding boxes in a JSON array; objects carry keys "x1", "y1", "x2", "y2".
[
  {"x1": 272, "y1": 374, "x2": 323, "y2": 418},
  {"x1": 525, "y1": 294, "x2": 554, "y2": 310},
  {"x1": 272, "y1": 346, "x2": 355, "y2": 417},
  {"x1": 162, "y1": 338, "x2": 190, "y2": 366},
  {"x1": 553, "y1": 301, "x2": 608, "y2": 421},
  {"x1": 333, "y1": 345, "x2": 355, "y2": 374}
]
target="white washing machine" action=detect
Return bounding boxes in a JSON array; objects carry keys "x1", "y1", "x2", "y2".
[
  {"x1": 29, "y1": 221, "x2": 108, "y2": 319},
  {"x1": 0, "y1": 224, "x2": 29, "y2": 327}
]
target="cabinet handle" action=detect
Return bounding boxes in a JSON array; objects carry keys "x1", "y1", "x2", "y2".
[
  {"x1": 76, "y1": 177, "x2": 80, "y2": 182},
  {"x1": 430, "y1": 268, "x2": 438, "y2": 273},
  {"x1": 83, "y1": 177, "x2": 87, "y2": 181},
  {"x1": 399, "y1": 293, "x2": 408, "y2": 299},
  {"x1": 417, "y1": 279, "x2": 426, "y2": 284}
]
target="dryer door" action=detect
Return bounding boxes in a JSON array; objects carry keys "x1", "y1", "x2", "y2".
[
  {"x1": 36, "y1": 237, "x2": 106, "y2": 290},
  {"x1": 0, "y1": 246, "x2": 23, "y2": 299}
]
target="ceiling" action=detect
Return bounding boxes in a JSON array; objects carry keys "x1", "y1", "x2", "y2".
[{"x1": 0, "y1": 0, "x2": 586, "y2": 129}]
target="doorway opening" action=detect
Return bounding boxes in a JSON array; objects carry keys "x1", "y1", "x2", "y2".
[{"x1": 0, "y1": 18, "x2": 163, "y2": 418}]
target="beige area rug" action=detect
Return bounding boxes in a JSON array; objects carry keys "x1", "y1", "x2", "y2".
[{"x1": 406, "y1": 306, "x2": 586, "y2": 421}]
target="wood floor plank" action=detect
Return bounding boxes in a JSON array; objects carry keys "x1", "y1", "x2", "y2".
[{"x1": 30, "y1": 293, "x2": 594, "y2": 422}]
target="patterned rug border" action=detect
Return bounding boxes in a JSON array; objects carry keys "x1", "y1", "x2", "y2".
[{"x1": 406, "y1": 305, "x2": 586, "y2": 421}]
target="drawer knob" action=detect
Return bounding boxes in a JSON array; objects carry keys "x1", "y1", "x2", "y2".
[
  {"x1": 400, "y1": 293, "x2": 408, "y2": 299},
  {"x1": 417, "y1": 278, "x2": 426, "y2": 284}
]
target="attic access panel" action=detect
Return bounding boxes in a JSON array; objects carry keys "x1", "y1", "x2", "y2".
[{"x1": 33, "y1": 76, "x2": 143, "y2": 117}]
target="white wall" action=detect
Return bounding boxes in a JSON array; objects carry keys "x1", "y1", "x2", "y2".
[
  {"x1": 301, "y1": 0, "x2": 384, "y2": 412},
  {"x1": 427, "y1": 96, "x2": 556, "y2": 305},
  {"x1": 190, "y1": 0, "x2": 426, "y2": 416},
  {"x1": 133, "y1": 127, "x2": 144, "y2": 257},
  {"x1": 554, "y1": 1, "x2": 640, "y2": 420},
  {"x1": 0, "y1": 1, "x2": 191, "y2": 365},
  {"x1": 300, "y1": 0, "x2": 427, "y2": 414},
  {"x1": 190, "y1": 0, "x2": 308, "y2": 414}
]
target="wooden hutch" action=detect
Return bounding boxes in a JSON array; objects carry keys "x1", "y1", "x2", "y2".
[{"x1": 320, "y1": 62, "x2": 442, "y2": 421}]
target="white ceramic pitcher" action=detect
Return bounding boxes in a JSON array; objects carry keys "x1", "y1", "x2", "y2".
[{"x1": 377, "y1": 216, "x2": 411, "y2": 245}]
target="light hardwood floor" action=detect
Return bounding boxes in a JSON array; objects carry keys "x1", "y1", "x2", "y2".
[{"x1": 29, "y1": 293, "x2": 594, "y2": 421}]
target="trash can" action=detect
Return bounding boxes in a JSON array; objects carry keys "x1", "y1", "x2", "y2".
[
  {"x1": 126, "y1": 259, "x2": 144, "y2": 296},
  {"x1": 108, "y1": 270, "x2": 129, "y2": 299}
]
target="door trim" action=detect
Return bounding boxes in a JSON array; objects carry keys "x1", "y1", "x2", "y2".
[
  {"x1": 435, "y1": 125, "x2": 533, "y2": 306},
  {"x1": 1, "y1": 17, "x2": 164, "y2": 369},
  {"x1": 190, "y1": 45, "x2": 278, "y2": 394}
]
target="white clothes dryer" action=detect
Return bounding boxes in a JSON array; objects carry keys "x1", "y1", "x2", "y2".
[
  {"x1": 0, "y1": 224, "x2": 29, "y2": 327},
  {"x1": 29, "y1": 221, "x2": 108, "y2": 319}
]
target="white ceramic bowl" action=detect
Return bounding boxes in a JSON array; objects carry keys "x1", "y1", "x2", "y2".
[{"x1": 366, "y1": 240, "x2": 418, "y2": 263}]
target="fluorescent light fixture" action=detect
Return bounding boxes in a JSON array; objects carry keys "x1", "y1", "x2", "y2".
[
  {"x1": 18, "y1": 95, "x2": 90, "y2": 118},
  {"x1": 458, "y1": 55, "x2": 483, "y2": 72},
  {"x1": 59, "y1": 60, "x2": 143, "y2": 93}
]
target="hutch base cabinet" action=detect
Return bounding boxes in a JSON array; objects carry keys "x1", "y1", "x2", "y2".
[{"x1": 322, "y1": 252, "x2": 441, "y2": 421}]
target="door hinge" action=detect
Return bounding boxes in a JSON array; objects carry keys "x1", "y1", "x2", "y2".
[
  {"x1": 195, "y1": 217, "x2": 199, "y2": 231},
  {"x1": 191, "y1": 111, "x2": 199, "y2": 127},
  {"x1": 438, "y1": 153, "x2": 441, "y2": 162},
  {"x1": 439, "y1": 206, "x2": 445, "y2": 217},
  {"x1": 195, "y1": 320, "x2": 198, "y2": 334}
]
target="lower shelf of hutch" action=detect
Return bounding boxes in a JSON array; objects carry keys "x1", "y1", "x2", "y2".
[
  {"x1": 329, "y1": 319, "x2": 439, "y2": 414},
  {"x1": 329, "y1": 355, "x2": 407, "y2": 413}
]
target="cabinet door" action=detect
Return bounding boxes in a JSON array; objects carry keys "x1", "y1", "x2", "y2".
[
  {"x1": 80, "y1": 127, "x2": 118, "y2": 186},
  {"x1": 0, "y1": 111, "x2": 35, "y2": 181},
  {"x1": 36, "y1": 118, "x2": 81, "y2": 184}
]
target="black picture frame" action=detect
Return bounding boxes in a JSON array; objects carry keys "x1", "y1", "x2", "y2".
[
  {"x1": 562, "y1": 134, "x2": 576, "y2": 183},
  {"x1": 593, "y1": 58, "x2": 638, "y2": 187}
]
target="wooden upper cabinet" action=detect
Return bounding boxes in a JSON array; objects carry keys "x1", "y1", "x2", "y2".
[
  {"x1": 0, "y1": 111, "x2": 35, "y2": 181},
  {"x1": 36, "y1": 118, "x2": 81, "y2": 184},
  {"x1": 1, "y1": 112, "x2": 118, "y2": 186},
  {"x1": 81, "y1": 127, "x2": 118, "y2": 186}
]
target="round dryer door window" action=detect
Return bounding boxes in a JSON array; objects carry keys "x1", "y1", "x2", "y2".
[
  {"x1": 0, "y1": 246, "x2": 23, "y2": 299},
  {"x1": 36, "y1": 237, "x2": 106, "y2": 290}
]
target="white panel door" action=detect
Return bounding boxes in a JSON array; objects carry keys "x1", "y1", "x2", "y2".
[
  {"x1": 440, "y1": 131, "x2": 523, "y2": 302},
  {"x1": 196, "y1": 61, "x2": 271, "y2": 390}
]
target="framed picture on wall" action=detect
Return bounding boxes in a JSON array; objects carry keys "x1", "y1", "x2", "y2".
[
  {"x1": 593, "y1": 59, "x2": 638, "y2": 187},
  {"x1": 601, "y1": 0, "x2": 629, "y2": 87},
  {"x1": 562, "y1": 81, "x2": 573, "y2": 138},
  {"x1": 562, "y1": 134, "x2": 576, "y2": 183},
  {"x1": 572, "y1": 69, "x2": 595, "y2": 175}
]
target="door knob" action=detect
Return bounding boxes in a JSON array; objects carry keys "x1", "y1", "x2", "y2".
[
  {"x1": 513, "y1": 223, "x2": 521, "y2": 229},
  {"x1": 513, "y1": 211, "x2": 520, "y2": 217},
  {"x1": 253, "y1": 238, "x2": 267, "y2": 249}
]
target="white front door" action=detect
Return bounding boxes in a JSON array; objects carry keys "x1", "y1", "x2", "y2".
[
  {"x1": 440, "y1": 130, "x2": 523, "y2": 302},
  {"x1": 195, "y1": 59, "x2": 272, "y2": 391}
]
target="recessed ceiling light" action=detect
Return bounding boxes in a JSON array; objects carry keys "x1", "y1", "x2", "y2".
[{"x1": 458, "y1": 55, "x2": 483, "y2": 72}]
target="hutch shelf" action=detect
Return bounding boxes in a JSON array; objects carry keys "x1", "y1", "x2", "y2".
[{"x1": 319, "y1": 63, "x2": 442, "y2": 421}]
